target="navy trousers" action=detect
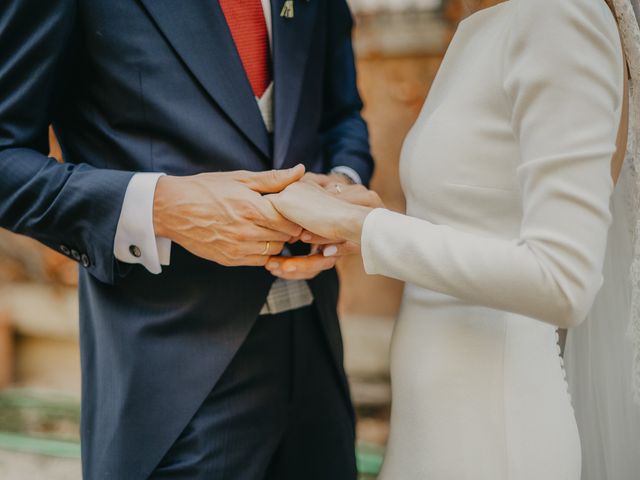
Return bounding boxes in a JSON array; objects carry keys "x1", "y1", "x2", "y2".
[{"x1": 149, "y1": 305, "x2": 357, "y2": 479}]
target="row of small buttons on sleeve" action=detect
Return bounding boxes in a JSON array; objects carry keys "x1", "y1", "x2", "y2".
[{"x1": 60, "y1": 245, "x2": 91, "y2": 268}]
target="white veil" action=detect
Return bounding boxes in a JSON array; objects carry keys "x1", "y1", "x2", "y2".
[{"x1": 563, "y1": 0, "x2": 640, "y2": 477}]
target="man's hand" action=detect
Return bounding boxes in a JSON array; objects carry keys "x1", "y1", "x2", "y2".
[
  {"x1": 264, "y1": 242, "x2": 360, "y2": 280},
  {"x1": 265, "y1": 172, "x2": 381, "y2": 280},
  {"x1": 153, "y1": 165, "x2": 305, "y2": 267}
]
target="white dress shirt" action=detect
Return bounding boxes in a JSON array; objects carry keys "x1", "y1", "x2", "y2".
[{"x1": 114, "y1": 0, "x2": 360, "y2": 283}]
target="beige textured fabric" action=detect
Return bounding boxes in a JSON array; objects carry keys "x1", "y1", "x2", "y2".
[{"x1": 261, "y1": 277, "x2": 314, "y2": 315}]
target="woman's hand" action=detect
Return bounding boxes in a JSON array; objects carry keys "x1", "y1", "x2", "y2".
[
  {"x1": 268, "y1": 180, "x2": 383, "y2": 244},
  {"x1": 301, "y1": 172, "x2": 384, "y2": 210},
  {"x1": 264, "y1": 176, "x2": 382, "y2": 280}
]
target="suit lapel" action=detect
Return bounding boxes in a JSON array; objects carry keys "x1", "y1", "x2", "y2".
[
  {"x1": 271, "y1": 0, "x2": 319, "y2": 168},
  {"x1": 139, "y1": 0, "x2": 271, "y2": 159}
]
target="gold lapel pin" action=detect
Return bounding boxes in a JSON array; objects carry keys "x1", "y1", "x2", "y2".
[{"x1": 280, "y1": 0, "x2": 294, "y2": 18}]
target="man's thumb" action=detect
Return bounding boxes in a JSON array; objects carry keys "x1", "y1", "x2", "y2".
[{"x1": 245, "y1": 164, "x2": 305, "y2": 193}]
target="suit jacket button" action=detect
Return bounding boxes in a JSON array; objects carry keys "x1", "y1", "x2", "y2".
[
  {"x1": 60, "y1": 245, "x2": 71, "y2": 256},
  {"x1": 81, "y1": 254, "x2": 91, "y2": 268},
  {"x1": 71, "y1": 249, "x2": 81, "y2": 261},
  {"x1": 129, "y1": 245, "x2": 142, "y2": 258}
]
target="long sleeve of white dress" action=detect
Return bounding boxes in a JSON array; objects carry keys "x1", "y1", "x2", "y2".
[{"x1": 361, "y1": 0, "x2": 625, "y2": 328}]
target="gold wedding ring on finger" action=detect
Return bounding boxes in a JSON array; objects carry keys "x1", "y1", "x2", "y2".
[{"x1": 261, "y1": 241, "x2": 271, "y2": 256}]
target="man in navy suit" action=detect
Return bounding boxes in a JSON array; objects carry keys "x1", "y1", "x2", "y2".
[{"x1": 0, "y1": 0, "x2": 373, "y2": 478}]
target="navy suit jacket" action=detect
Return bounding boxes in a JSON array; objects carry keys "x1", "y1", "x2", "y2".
[{"x1": 0, "y1": 0, "x2": 373, "y2": 478}]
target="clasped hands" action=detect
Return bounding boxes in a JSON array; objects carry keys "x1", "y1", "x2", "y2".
[{"x1": 153, "y1": 164, "x2": 383, "y2": 280}]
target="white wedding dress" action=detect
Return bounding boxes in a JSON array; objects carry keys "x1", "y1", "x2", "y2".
[{"x1": 359, "y1": 0, "x2": 625, "y2": 478}]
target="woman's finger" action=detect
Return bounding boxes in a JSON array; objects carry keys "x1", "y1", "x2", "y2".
[
  {"x1": 301, "y1": 172, "x2": 332, "y2": 187},
  {"x1": 331, "y1": 185, "x2": 385, "y2": 209},
  {"x1": 299, "y1": 231, "x2": 335, "y2": 244},
  {"x1": 321, "y1": 242, "x2": 359, "y2": 257}
]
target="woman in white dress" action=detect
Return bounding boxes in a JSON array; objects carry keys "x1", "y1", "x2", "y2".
[{"x1": 266, "y1": 0, "x2": 634, "y2": 478}]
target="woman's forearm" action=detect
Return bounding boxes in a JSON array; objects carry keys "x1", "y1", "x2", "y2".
[{"x1": 335, "y1": 204, "x2": 372, "y2": 245}]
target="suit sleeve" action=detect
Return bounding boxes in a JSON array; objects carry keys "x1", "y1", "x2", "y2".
[
  {"x1": 360, "y1": 0, "x2": 623, "y2": 328},
  {"x1": 0, "y1": 0, "x2": 135, "y2": 284},
  {"x1": 321, "y1": 0, "x2": 374, "y2": 187}
]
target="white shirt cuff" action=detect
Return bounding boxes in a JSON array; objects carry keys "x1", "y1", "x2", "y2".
[
  {"x1": 330, "y1": 166, "x2": 362, "y2": 185},
  {"x1": 114, "y1": 172, "x2": 172, "y2": 274}
]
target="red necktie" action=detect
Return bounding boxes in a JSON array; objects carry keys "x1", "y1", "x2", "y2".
[{"x1": 219, "y1": 0, "x2": 271, "y2": 98}]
